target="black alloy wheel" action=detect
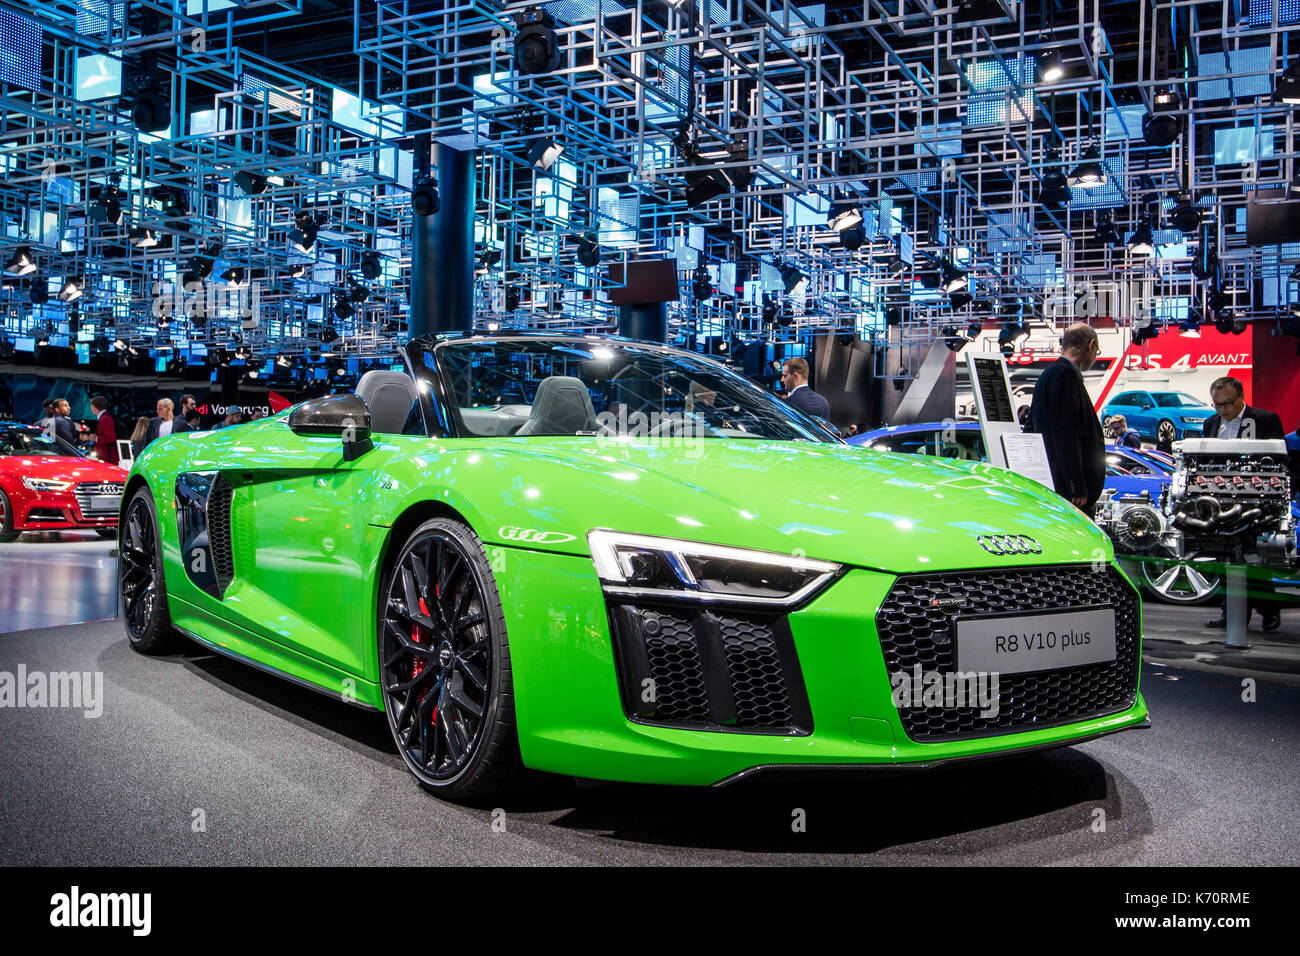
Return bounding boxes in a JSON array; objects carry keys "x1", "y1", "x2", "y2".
[
  {"x1": 380, "y1": 517, "x2": 524, "y2": 800},
  {"x1": 1156, "y1": 419, "x2": 1177, "y2": 445},
  {"x1": 119, "y1": 487, "x2": 176, "y2": 653}
]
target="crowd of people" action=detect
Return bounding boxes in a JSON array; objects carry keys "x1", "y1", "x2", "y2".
[{"x1": 34, "y1": 394, "x2": 260, "y2": 463}]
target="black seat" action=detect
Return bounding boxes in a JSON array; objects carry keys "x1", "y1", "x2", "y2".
[
  {"x1": 515, "y1": 376, "x2": 598, "y2": 436},
  {"x1": 355, "y1": 370, "x2": 419, "y2": 434}
]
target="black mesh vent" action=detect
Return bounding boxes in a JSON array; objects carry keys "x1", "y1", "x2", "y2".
[
  {"x1": 716, "y1": 615, "x2": 794, "y2": 727},
  {"x1": 608, "y1": 604, "x2": 812, "y2": 735},
  {"x1": 208, "y1": 476, "x2": 235, "y2": 597},
  {"x1": 642, "y1": 611, "x2": 712, "y2": 724},
  {"x1": 875, "y1": 564, "x2": 1141, "y2": 742}
]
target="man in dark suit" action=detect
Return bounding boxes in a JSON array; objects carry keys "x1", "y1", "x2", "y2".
[
  {"x1": 1201, "y1": 377, "x2": 1286, "y2": 631},
  {"x1": 90, "y1": 395, "x2": 118, "y2": 465},
  {"x1": 1200, "y1": 377, "x2": 1285, "y2": 441},
  {"x1": 1027, "y1": 323, "x2": 1106, "y2": 513},
  {"x1": 780, "y1": 357, "x2": 831, "y2": 420},
  {"x1": 143, "y1": 397, "x2": 192, "y2": 448},
  {"x1": 51, "y1": 399, "x2": 79, "y2": 448}
]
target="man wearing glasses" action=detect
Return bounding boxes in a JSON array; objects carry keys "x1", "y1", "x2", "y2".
[
  {"x1": 1201, "y1": 377, "x2": 1284, "y2": 442},
  {"x1": 1201, "y1": 377, "x2": 1285, "y2": 632}
]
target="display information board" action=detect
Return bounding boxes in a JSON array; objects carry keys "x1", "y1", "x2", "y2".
[{"x1": 967, "y1": 351, "x2": 1054, "y2": 490}]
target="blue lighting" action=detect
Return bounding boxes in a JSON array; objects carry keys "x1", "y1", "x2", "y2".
[
  {"x1": 0, "y1": 12, "x2": 42, "y2": 93},
  {"x1": 1197, "y1": 47, "x2": 1272, "y2": 101}
]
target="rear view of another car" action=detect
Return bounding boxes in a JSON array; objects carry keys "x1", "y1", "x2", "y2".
[{"x1": 0, "y1": 423, "x2": 128, "y2": 541}]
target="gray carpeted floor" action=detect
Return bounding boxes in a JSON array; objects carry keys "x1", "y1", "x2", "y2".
[{"x1": 0, "y1": 619, "x2": 1295, "y2": 865}]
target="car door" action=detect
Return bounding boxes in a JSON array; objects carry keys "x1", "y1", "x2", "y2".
[
  {"x1": 194, "y1": 416, "x2": 387, "y2": 681},
  {"x1": 1126, "y1": 392, "x2": 1155, "y2": 436}
]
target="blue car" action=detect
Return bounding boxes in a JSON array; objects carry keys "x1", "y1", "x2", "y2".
[
  {"x1": 1100, "y1": 389, "x2": 1216, "y2": 445},
  {"x1": 847, "y1": 421, "x2": 1169, "y2": 499}
]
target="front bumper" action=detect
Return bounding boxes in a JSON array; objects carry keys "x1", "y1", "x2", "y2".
[
  {"x1": 13, "y1": 487, "x2": 120, "y2": 531},
  {"x1": 503, "y1": 550, "x2": 1149, "y2": 787}
]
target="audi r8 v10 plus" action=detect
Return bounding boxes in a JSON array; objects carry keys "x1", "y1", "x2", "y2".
[
  {"x1": 0, "y1": 422, "x2": 128, "y2": 541},
  {"x1": 119, "y1": 333, "x2": 1149, "y2": 800}
]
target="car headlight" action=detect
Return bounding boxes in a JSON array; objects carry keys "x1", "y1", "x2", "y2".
[
  {"x1": 1180, "y1": 416, "x2": 1203, "y2": 424},
  {"x1": 22, "y1": 477, "x2": 73, "y2": 492},
  {"x1": 587, "y1": 530, "x2": 841, "y2": 607}
]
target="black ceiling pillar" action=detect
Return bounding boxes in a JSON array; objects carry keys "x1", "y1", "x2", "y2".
[
  {"x1": 616, "y1": 303, "x2": 667, "y2": 342},
  {"x1": 409, "y1": 142, "x2": 475, "y2": 339}
]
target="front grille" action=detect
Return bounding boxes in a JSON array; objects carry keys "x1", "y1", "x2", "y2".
[
  {"x1": 73, "y1": 481, "x2": 124, "y2": 518},
  {"x1": 207, "y1": 476, "x2": 235, "y2": 596},
  {"x1": 875, "y1": 564, "x2": 1141, "y2": 742},
  {"x1": 609, "y1": 603, "x2": 812, "y2": 734}
]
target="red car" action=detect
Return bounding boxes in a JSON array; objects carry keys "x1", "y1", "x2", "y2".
[{"x1": 0, "y1": 422, "x2": 128, "y2": 541}]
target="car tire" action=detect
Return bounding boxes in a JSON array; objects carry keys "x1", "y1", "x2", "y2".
[
  {"x1": 119, "y1": 486, "x2": 179, "y2": 653},
  {"x1": 95, "y1": 528, "x2": 117, "y2": 540},
  {"x1": 1156, "y1": 419, "x2": 1177, "y2": 445},
  {"x1": 378, "y1": 516, "x2": 526, "y2": 803},
  {"x1": 0, "y1": 489, "x2": 17, "y2": 542}
]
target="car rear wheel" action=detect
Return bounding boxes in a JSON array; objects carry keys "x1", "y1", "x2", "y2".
[
  {"x1": 119, "y1": 486, "x2": 179, "y2": 653},
  {"x1": 0, "y1": 489, "x2": 17, "y2": 542},
  {"x1": 379, "y1": 517, "x2": 525, "y2": 802},
  {"x1": 1140, "y1": 553, "x2": 1221, "y2": 605},
  {"x1": 1156, "y1": 419, "x2": 1177, "y2": 445}
]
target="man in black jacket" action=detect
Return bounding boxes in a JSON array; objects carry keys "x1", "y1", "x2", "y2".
[
  {"x1": 1201, "y1": 377, "x2": 1285, "y2": 441},
  {"x1": 1201, "y1": 377, "x2": 1286, "y2": 632},
  {"x1": 780, "y1": 357, "x2": 832, "y2": 421},
  {"x1": 1027, "y1": 323, "x2": 1106, "y2": 513},
  {"x1": 143, "y1": 397, "x2": 192, "y2": 448}
]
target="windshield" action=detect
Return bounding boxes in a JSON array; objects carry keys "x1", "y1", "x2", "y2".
[
  {"x1": 0, "y1": 427, "x2": 81, "y2": 457},
  {"x1": 416, "y1": 338, "x2": 839, "y2": 442},
  {"x1": 1153, "y1": 392, "x2": 1203, "y2": 407}
]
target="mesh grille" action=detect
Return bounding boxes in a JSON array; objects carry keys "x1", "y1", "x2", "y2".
[
  {"x1": 610, "y1": 604, "x2": 811, "y2": 734},
  {"x1": 208, "y1": 476, "x2": 235, "y2": 597},
  {"x1": 73, "y1": 481, "x2": 124, "y2": 518},
  {"x1": 875, "y1": 564, "x2": 1141, "y2": 742},
  {"x1": 716, "y1": 615, "x2": 794, "y2": 727},
  {"x1": 642, "y1": 611, "x2": 712, "y2": 724}
]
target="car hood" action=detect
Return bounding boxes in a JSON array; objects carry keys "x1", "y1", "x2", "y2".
[
  {"x1": 458, "y1": 437, "x2": 1111, "y2": 574},
  {"x1": 5, "y1": 456, "x2": 128, "y2": 483}
]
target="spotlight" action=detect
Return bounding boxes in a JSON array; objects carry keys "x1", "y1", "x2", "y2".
[
  {"x1": 949, "y1": 290, "x2": 973, "y2": 309},
  {"x1": 333, "y1": 294, "x2": 355, "y2": 320},
  {"x1": 234, "y1": 171, "x2": 268, "y2": 195},
  {"x1": 1128, "y1": 219, "x2": 1155, "y2": 256},
  {"x1": 4, "y1": 247, "x2": 36, "y2": 276},
  {"x1": 131, "y1": 82, "x2": 171, "y2": 133},
  {"x1": 58, "y1": 277, "x2": 84, "y2": 302},
  {"x1": 1039, "y1": 147, "x2": 1070, "y2": 207},
  {"x1": 1179, "y1": 308, "x2": 1202, "y2": 337},
  {"x1": 411, "y1": 177, "x2": 440, "y2": 217},
  {"x1": 966, "y1": 318, "x2": 982, "y2": 338},
  {"x1": 940, "y1": 260, "x2": 968, "y2": 294},
  {"x1": 359, "y1": 252, "x2": 382, "y2": 280},
  {"x1": 1170, "y1": 196, "x2": 1202, "y2": 234},
  {"x1": 692, "y1": 264, "x2": 712, "y2": 301},
  {"x1": 1214, "y1": 313, "x2": 1235, "y2": 335},
  {"x1": 527, "y1": 137, "x2": 563, "y2": 170},
  {"x1": 1067, "y1": 145, "x2": 1107, "y2": 189},
  {"x1": 1143, "y1": 90, "x2": 1182, "y2": 147},
  {"x1": 684, "y1": 167, "x2": 731, "y2": 208},
  {"x1": 289, "y1": 212, "x2": 319, "y2": 253},
  {"x1": 761, "y1": 296, "x2": 778, "y2": 324},
  {"x1": 998, "y1": 322, "x2": 1029, "y2": 352},
  {"x1": 941, "y1": 326, "x2": 965, "y2": 352},
  {"x1": 1276, "y1": 61, "x2": 1300, "y2": 105},
  {"x1": 513, "y1": 7, "x2": 561, "y2": 75},
  {"x1": 575, "y1": 233, "x2": 600, "y2": 267},
  {"x1": 29, "y1": 275, "x2": 49, "y2": 306},
  {"x1": 221, "y1": 267, "x2": 247, "y2": 287},
  {"x1": 827, "y1": 197, "x2": 863, "y2": 233},
  {"x1": 89, "y1": 184, "x2": 124, "y2": 225},
  {"x1": 777, "y1": 305, "x2": 795, "y2": 328},
  {"x1": 840, "y1": 225, "x2": 866, "y2": 251},
  {"x1": 779, "y1": 262, "x2": 807, "y2": 295},
  {"x1": 321, "y1": 324, "x2": 340, "y2": 344},
  {"x1": 1290, "y1": 262, "x2": 1300, "y2": 284},
  {"x1": 348, "y1": 281, "x2": 371, "y2": 304},
  {"x1": 285, "y1": 263, "x2": 307, "y2": 279},
  {"x1": 1191, "y1": 243, "x2": 1218, "y2": 281},
  {"x1": 157, "y1": 187, "x2": 189, "y2": 218},
  {"x1": 1039, "y1": 49, "x2": 1064, "y2": 84},
  {"x1": 1095, "y1": 215, "x2": 1121, "y2": 247},
  {"x1": 129, "y1": 227, "x2": 159, "y2": 248}
]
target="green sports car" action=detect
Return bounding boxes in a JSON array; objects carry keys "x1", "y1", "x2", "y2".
[{"x1": 119, "y1": 332, "x2": 1148, "y2": 799}]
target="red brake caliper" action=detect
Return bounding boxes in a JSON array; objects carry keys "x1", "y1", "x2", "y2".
[{"x1": 411, "y1": 597, "x2": 437, "y2": 726}]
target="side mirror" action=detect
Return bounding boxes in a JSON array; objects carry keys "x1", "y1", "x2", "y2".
[
  {"x1": 814, "y1": 416, "x2": 844, "y2": 439},
  {"x1": 288, "y1": 393, "x2": 373, "y2": 461}
]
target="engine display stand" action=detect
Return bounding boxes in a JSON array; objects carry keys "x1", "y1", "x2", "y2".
[{"x1": 1224, "y1": 564, "x2": 1251, "y2": 649}]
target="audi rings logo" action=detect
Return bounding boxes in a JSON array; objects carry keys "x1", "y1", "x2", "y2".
[{"x1": 975, "y1": 534, "x2": 1042, "y2": 556}]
